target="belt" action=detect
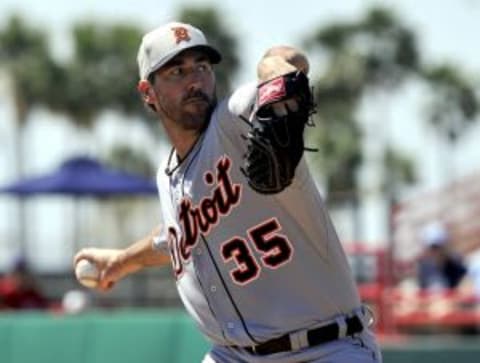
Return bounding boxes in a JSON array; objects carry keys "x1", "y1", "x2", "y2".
[{"x1": 243, "y1": 315, "x2": 364, "y2": 356}]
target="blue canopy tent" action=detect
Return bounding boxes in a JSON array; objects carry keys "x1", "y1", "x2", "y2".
[
  {"x1": 0, "y1": 156, "x2": 159, "y2": 269},
  {"x1": 0, "y1": 156, "x2": 158, "y2": 197}
]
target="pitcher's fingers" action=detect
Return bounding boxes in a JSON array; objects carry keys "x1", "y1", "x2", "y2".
[
  {"x1": 99, "y1": 260, "x2": 126, "y2": 291},
  {"x1": 73, "y1": 248, "x2": 97, "y2": 266},
  {"x1": 97, "y1": 266, "x2": 116, "y2": 291},
  {"x1": 98, "y1": 276, "x2": 115, "y2": 291}
]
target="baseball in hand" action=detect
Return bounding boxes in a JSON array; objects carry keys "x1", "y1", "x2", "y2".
[{"x1": 75, "y1": 259, "x2": 100, "y2": 288}]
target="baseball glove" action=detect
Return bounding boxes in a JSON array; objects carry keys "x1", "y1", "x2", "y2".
[{"x1": 241, "y1": 71, "x2": 315, "y2": 194}]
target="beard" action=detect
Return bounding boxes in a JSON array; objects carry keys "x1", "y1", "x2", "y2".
[{"x1": 158, "y1": 88, "x2": 217, "y2": 132}]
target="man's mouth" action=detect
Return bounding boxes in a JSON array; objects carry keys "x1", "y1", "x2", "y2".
[
  {"x1": 185, "y1": 97, "x2": 208, "y2": 104},
  {"x1": 184, "y1": 91, "x2": 209, "y2": 105}
]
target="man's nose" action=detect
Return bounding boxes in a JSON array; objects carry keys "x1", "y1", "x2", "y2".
[{"x1": 186, "y1": 73, "x2": 203, "y2": 91}]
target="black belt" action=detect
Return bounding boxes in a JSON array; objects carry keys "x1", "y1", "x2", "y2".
[{"x1": 244, "y1": 315, "x2": 364, "y2": 356}]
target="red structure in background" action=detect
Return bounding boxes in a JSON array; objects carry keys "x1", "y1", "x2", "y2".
[
  {"x1": 349, "y1": 171, "x2": 480, "y2": 337},
  {"x1": 348, "y1": 244, "x2": 480, "y2": 337}
]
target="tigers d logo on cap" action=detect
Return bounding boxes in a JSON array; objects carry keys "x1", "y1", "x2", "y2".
[
  {"x1": 172, "y1": 27, "x2": 191, "y2": 44},
  {"x1": 137, "y1": 21, "x2": 222, "y2": 80}
]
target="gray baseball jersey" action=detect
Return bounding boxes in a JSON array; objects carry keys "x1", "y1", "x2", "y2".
[{"x1": 154, "y1": 82, "x2": 362, "y2": 350}]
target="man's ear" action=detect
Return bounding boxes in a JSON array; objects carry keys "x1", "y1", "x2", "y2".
[{"x1": 137, "y1": 80, "x2": 155, "y2": 104}]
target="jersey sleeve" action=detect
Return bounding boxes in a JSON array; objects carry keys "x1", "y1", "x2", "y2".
[
  {"x1": 152, "y1": 225, "x2": 169, "y2": 253},
  {"x1": 227, "y1": 81, "x2": 257, "y2": 120},
  {"x1": 213, "y1": 81, "x2": 257, "y2": 138},
  {"x1": 152, "y1": 161, "x2": 173, "y2": 253}
]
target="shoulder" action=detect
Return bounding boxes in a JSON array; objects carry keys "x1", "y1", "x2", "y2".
[
  {"x1": 211, "y1": 81, "x2": 256, "y2": 127},
  {"x1": 226, "y1": 81, "x2": 257, "y2": 118},
  {"x1": 155, "y1": 154, "x2": 171, "y2": 189}
]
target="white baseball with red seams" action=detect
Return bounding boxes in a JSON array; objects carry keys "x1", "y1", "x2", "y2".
[{"x1": 75, "y1": 259, "x2": 100, "y2": 288}]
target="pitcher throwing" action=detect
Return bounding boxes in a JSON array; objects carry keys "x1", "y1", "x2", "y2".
[{"x1": 74, "y1": 21, "x2": 382, "y2": 363}]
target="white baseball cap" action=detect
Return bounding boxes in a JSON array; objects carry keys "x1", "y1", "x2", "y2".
[{"x1": 137, "y1": 22, "x2": 222, "y2": 80}]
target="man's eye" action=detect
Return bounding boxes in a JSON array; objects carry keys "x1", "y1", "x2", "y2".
[
  {"x1": 170, "y1": 68, "x2": 183, "y2": 76},
  {"x1": 197, "y1": 63, "x2": 211, "y2": 72}
]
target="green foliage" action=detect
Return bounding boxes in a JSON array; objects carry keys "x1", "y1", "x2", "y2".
[
  {"x1": 57, "y1": 22, "x2": 145, "y2": 127},
  {"x1": 305, "y1": 5, "x2": 479, "y2": 202},
  {"x1": 0, "y1": 15, "x2": 48, "y2": 60},
  {"x1": 311, "y1": 7, "x2": 419, "y2": 89},
  {"x1": 308, "y1": 23, "x2": 359, "y2": 51},
  {"x1": 312, "y1": 76, "x2": 363, "y2": 197},
  {"x1": 422, "y1": 64, "x2": 478, "y2": 142},
  {"x1": 0, "y1": 16, "x2": 149, "y2": 128},
  {"x1": 383, "y1": 147, "x2": 416, "y2": 193},
  {"x1": 310, "y1": 111, "x2": 363, "y2": 197},
  {"x1": 304, "y1": 6, "x2": 421, "y2": 201},
  {"x1": 0, "y1": 15, "x2": 52, "y2": 124}
]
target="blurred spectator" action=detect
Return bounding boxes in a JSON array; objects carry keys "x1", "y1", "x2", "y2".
[
  {"x1": 394, "y1": 224, "x2": 479, "y2": 332},
  {"x1": 417, "y1": 221, "x2": 467, "y2": 292},
  {"x1": 0, "y1": 256, "x2": 48, "y2": 310}
]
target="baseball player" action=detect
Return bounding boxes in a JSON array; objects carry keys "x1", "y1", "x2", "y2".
[{"x1": 74, "y1": 22, "x2": 382, "y2": 362}]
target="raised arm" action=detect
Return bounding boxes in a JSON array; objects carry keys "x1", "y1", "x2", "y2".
[{"x1": 241, "y1": 45, "x2": 315, "y2": 194}]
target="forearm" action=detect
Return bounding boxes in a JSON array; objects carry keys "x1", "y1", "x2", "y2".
[
  {"x1": 121, "y1": 226, "x2": 171, "y2": 273},
  {"x1": 74, "y1": 226, "x2": 171, "y2": 290}
]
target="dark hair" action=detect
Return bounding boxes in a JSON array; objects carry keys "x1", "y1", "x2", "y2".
[{"x1": 148, "y1": 73, "x2": 156, "y2": 84}]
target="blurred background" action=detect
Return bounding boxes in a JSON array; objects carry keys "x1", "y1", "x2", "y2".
[{"x1": 1, "y1": 0, "x2": 480, "y2": 362}]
